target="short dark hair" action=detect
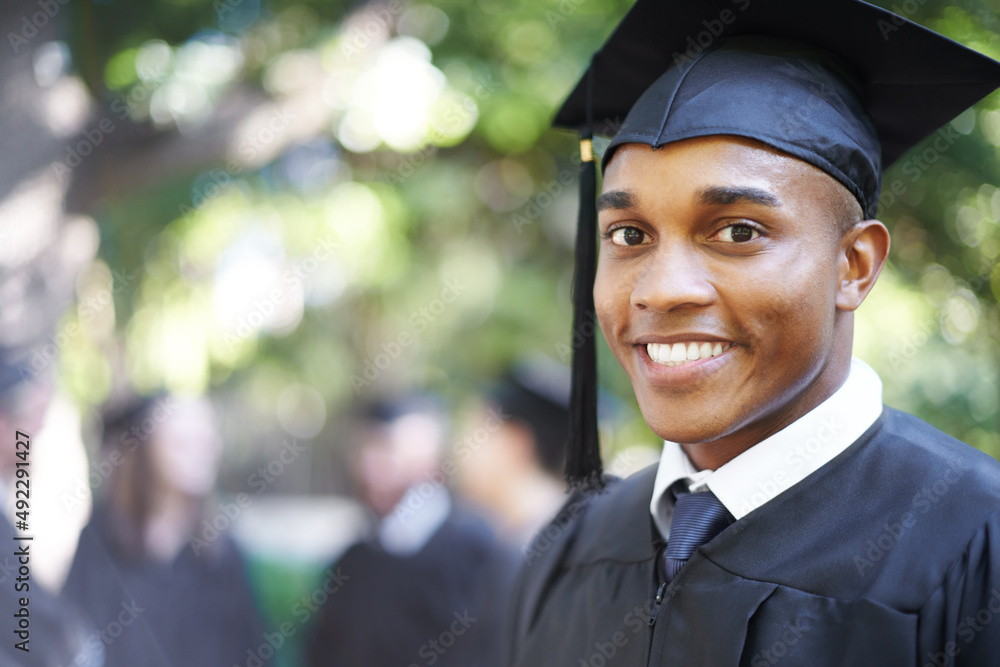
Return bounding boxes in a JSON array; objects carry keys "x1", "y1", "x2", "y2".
[{"x1": 834, "y1": 183, "x2": 865, "y2": 236}]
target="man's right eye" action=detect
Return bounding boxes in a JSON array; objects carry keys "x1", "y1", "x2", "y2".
[{"x1": 608, "y1": 227, "x2": 647, "y2": 246}]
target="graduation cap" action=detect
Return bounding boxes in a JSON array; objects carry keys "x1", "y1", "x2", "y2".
[
  {"x1": 485, "y1": 356, "x2": 574, "y2": 477},
  {"x1": 487, "y1": 376, "x2": 568, "y2": 477},
  {"x1": 100, "y1": 391, "x2": 166, "y2": 447},
  {"x1": 555, "y1": 0, "x2": 1000, "y2": 489}
]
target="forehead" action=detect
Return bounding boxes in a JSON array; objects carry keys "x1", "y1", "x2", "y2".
[{"x1": 602, "y1": 135, "x2": 843, "y2": 208}]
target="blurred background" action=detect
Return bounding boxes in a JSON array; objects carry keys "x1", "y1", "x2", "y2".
[{"x1": 2, "y1": 0, "x2": 999, "y2": 664}]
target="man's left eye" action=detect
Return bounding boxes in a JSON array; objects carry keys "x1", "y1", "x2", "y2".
[{"x1": 716, "y1": 224, "x2": 760, "y2": 243}]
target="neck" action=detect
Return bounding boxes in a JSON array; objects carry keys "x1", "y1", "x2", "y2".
[
  {"x1": 144, "y1": 486, "x2": 200, "y2": 562},
  {"x1": 681, "y1": 347, "x2": 852, "y2": 471}
]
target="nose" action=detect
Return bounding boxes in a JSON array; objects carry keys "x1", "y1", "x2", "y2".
[{"x1": 630, "y1": 243, "x2": 716, "y2": 312}]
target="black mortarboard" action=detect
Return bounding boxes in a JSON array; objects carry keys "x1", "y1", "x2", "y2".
[
  {"x1": 487, "y1": 359, "x2": 572, "y2": 477},
  {"x1": 100, "y1": 391, "x2": 168, "y2": 448},
  {"x1": 555, "y1": 0, "x2": 1000, "y2": 489},
  {"x1": 359, "y1": 393, "x2": 445, "y2": 426}
]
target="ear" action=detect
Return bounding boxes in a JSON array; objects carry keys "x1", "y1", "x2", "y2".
[{"x1": 835, "y1": 220, "x2": 890, "y2": 311}]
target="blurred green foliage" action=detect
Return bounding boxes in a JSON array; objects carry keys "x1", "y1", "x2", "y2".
[
  {"x1": 59, "y1": 0, "x2": 1000, "y2": 481},
  {"x1": 48, "y1": 0, "x2": 1000, "y2": 661}
]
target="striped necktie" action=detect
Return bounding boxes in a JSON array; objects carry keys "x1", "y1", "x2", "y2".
[{"x1": 662, "y1": 487, "x2": 733, "y2": 582}]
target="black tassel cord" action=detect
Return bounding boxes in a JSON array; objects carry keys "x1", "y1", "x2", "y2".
[{"x1": 564, "y1": 60, "x2": 604, "y2": 491}]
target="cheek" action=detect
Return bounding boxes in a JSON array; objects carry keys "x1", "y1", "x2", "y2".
[
  {"x1": 151, "y1": 439, "x2": 221, "y2": 496},
  {"x1": 594, "y1": 262, "x2": 628, "y2": 335},
  {"x1": 733, "y1": 255, "x2": 838, "y2": 355}
]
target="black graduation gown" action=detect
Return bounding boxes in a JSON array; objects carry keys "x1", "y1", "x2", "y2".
[
  {"x1": 306, "y1": 506, "x2": 517, "y2": 667},
  {"x1": 507, "y1": 408, "x2": 1000, "y2": 666},
  {"x1": 0, "y1": 515, "x2": 95, "y2": 667},
  {"x1": 61, "y1": 506, "x2": 264, "y2": 667}
]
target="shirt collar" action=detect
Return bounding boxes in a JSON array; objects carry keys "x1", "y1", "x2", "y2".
[
  {"x1": 650, "y1": 357, "x2": 883, "y2": 537},
  {"x1": 379, "y1": 483, "x2": 452, "y2": 556}
]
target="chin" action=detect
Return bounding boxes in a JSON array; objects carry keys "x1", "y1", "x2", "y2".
[
  {"x1": 650, "y1": 422, "x2": 726, "y2": 447},
  {"x1": 635, "y1": 391, "x2": 744, "y2": 446},
  {"x1": 641, "y1": 411, "x2": 718, "y2": 445}
]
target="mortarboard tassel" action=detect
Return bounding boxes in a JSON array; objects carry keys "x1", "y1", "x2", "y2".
[{"x1": 565, "y1": 62, "x2": 604, "y2": 491}]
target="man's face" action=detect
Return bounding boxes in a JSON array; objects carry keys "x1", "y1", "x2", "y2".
[
  {"x1": 355, "y1": 412, "x2": 443, "y2": 516},
  {"x1": 595, "y1": 136, "x2": 855, "y2": 460}
]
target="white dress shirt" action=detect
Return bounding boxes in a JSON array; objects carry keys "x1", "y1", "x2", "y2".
[
  {"x1": 649, "y1": 357, "x2": 884, "y2": 538},
  {"x1": 379, "y1": 482, "x2": 452, "y2": 556}
]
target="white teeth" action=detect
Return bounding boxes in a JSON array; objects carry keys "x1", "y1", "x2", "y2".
[
  {"x1": 647, "y1": 343, "x2": 665, "y2": 364},
  {"x1": 646, "y1": 341, "x2": 732, "y2": 367},
  {"x1": 647, "y1": 343, "x2": 661, "y2": 363}
]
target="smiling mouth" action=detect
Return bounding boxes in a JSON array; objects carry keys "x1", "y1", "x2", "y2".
[{"x1": 645, "y1": 342, "x2": 733, "y2": 367}]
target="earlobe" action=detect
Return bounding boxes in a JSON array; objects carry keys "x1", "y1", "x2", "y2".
[{"x1": 835, "y1": 220, "x2": 890, "y2": 311}]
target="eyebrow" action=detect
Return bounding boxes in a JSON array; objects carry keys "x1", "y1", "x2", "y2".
[
  {"x1": 596, "y1": 185, "x2": 781, "y2": 212},
  {"x1": 596, "y1": 189, "x2": 638, "y2": 212},
  {"x1": 698, "y1": 186, "x2": 780, "y2": 208}
]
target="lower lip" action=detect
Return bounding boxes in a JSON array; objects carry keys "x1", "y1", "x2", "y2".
[{"x1": 634, "y1": 344, "x2": 736, "y2": 387}]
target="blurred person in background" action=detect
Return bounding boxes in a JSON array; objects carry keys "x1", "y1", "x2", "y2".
[
  {"x1": 456, "y1": 363, "x2": 568, "y2": 548},
  {"x1": 61, "y1": 392, "x2": 263, "y2": 667},
  {"x1": 306, "y1": 394, "x2": 511, "y2": 667},
  {"x1": 0, "y1": 355, "x2": 98, "y2": 667}
]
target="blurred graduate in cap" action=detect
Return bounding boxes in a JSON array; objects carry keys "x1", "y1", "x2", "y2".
[
  {"x1": 456, "y1": 358, "x2": 571, "y2": 547},
  {"x1": 0, "y1": 356, "x2": 98, "y2": 667},
  {"x1": 306, "y1": 395, "x2": 509, "y2": 667},
  {"x1": 62, "y1": 392, "x2": 263, "y2": 667},
  {"x1": 506, "y1": 1, "x2": 1000, "y2": 665}
]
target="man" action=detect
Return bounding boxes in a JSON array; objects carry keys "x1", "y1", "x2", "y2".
[
  {"x1": 0, "y1": 357, "x2": 99, "y2": 666},
  {"x1": 306, "y1": 395, "x2": 510, "y2": 667},
  {"x1": 506, "y1": 0, "x2": 1000, "y2": 665},
  {"x1": 456, "y1": 362, "x2": 570, "y2": 547}
]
